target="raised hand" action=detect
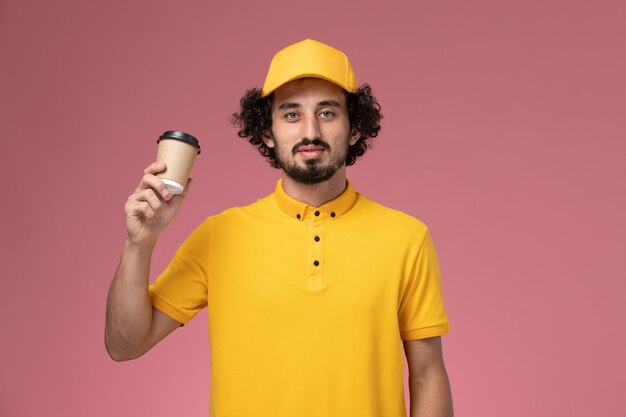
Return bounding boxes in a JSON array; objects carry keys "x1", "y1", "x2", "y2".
[{"x1": 124, "y1": 161, "x2": 192, "y2": 247}]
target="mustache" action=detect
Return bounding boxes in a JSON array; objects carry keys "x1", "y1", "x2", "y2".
[{"x1": 291, "y1": 139, "x2": 331, "y2": 155}]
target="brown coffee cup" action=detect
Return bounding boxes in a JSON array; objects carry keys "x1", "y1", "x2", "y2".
[{"x1": 156, "y1": 131, "x2": 201, "y2": 194}]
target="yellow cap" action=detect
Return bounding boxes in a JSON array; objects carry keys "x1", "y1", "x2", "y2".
[{"x1": 261, "y1": 39, "x2": 358, "y2": 97}]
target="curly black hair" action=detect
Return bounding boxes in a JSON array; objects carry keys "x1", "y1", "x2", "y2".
[{"x1": 231, "y1": 84, "x2": 382, "y2": 168}]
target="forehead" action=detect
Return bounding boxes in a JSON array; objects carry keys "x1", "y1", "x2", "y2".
[{"x1": 271, "y1": 78, "x2": 347, "y2": 109}]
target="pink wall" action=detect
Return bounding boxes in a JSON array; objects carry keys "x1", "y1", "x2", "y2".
[{"x1": 1, "y1": 0, "x2": 624, "y2": 416}]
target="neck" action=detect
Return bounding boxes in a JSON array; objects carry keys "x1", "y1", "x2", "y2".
[{"x1": 280, "y1": 166, "x2": 347, "y2": 207}]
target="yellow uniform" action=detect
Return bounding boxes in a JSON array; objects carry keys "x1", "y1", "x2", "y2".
[{"x1": 150, "y1": 179, "x2": 449, "y2": 417}]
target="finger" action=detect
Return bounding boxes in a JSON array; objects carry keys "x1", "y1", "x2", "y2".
[
  {"x1": 134, "y1": 188, "x2": 163, "y2": 215},
  {"x1": 143, "y1": 161, "x2": 167, "y2": 175},
  {"x1": 136, "y1": 173, "x2": 172, "y2": 201},
  {"x1": 127, "y1": 200, "x2": 156, "y2": 221}
]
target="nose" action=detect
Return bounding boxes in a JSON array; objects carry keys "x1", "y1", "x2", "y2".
[{"x1": 302, "y1": 113, "x2": 321, "y2": 140}]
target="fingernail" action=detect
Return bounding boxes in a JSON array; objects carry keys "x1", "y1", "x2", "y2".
[{"x1": 162, "y1": 189, "x2": 171, "y2": 199}]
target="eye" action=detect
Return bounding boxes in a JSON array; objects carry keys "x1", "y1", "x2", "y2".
[
  {"x1": 285, "y1": 112, "x2": 299, "y2": 120},
  {"x1": 319, "y1": 110, "x2": 335, "y2": 118}
]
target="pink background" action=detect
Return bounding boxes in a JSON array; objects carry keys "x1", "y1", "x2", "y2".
[{"x1": 1, "y1": 0, "x2": 624, "y2": 416}]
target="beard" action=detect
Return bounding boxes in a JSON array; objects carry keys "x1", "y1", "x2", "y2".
[{"x1": 273, "y1": 136, "x2": 349, "y2": 185}]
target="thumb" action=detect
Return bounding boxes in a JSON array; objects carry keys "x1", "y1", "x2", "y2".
[
  {"x1": 182, "y1": 177, "x2": 193, "y2": 197},
  {"x1": 170, "y1": 177, "x2": 193, "y2": 205}
]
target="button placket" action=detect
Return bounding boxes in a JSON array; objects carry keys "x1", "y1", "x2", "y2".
[{"x1": 308, "y1": 211, "x2": 326, "y2": 289}]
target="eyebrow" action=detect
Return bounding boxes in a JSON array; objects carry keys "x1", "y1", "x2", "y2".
[
  {"x1": 318, "y1": 100, "x2": 342, "y2": 107},
  {"x1": 277, "y1": 102, "x2": 301, "y2": 110},
  {"x1": 277, "y1": 100, "x2": 343, "y2": 110}
]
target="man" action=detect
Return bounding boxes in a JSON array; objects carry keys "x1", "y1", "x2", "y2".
[{"x1": 106, "y1": 39, "x2": 453, "y2": 417}]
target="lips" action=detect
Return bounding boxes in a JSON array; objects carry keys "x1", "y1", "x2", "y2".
[
  {"x1": 292, "y1": 140, "x2": 330, "y2": 159},
  {"x1": 297, "y1": 145, "x2": 325, "y2": 159},
  {"x1": 297, "y1": 145, "x2": 325, "y2": 152}
]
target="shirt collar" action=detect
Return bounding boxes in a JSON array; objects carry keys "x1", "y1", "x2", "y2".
[{"x1": 273, "y1": 178, "x2": 358, "y2": 221}]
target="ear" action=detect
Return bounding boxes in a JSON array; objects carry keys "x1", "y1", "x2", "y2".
[
  {"x1": 262, "y1": 130, "x2": 275, "y2": 148},
  {"x1": 349, "y1": 127, "x2": 361, "y2": 146}
]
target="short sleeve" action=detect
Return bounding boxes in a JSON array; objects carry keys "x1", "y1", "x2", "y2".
[
  {"x1": 148, "y1": 220, "x2": 210, "y2": 325},
  {"x1": 398, "y1": 229, "x2": 449, "y2": 340}
]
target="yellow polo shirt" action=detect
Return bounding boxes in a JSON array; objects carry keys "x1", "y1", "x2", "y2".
[{"x1": 149, "y1": 179, "x2": 449, "y2": 417}]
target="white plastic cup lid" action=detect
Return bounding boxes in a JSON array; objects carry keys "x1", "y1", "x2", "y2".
[{"x1": 160, "y1": 178, "x2": 184, "y2": 195}]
